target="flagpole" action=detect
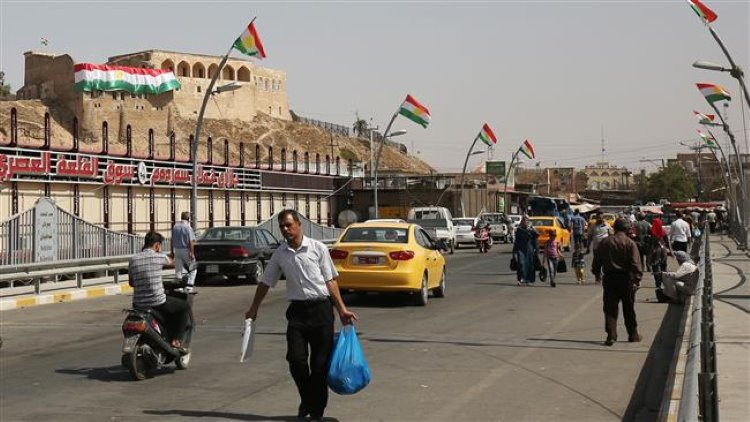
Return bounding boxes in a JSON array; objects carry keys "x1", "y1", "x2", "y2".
[
  {"x1": 372, "y1": 111, "x2": 399, "y2": 219},
  {"x1": 503, "y1": 149, "x2": 520, "y2": 215},
  {"x1": 707, "y1": 127, "x2": 744, "y2": 243},
  {"x1": 458, "y1": 135, "x2": 482, "y2": 217},
  {"x1": 708, "y1": 102, "x2": 745, "y2": 201},
  {"x1": 705, "y1": 25, "x2": 750, "y2": 109}
]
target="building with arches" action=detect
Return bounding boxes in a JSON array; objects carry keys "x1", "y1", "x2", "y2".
[{"x1": 583, "y1": 161, "x2": 630, "y2": 190}]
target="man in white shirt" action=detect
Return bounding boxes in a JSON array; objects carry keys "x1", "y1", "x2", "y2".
[
  {"x1": 245, "y1": 209, "x2": 357, "y2": 422},
  {"x1": 669, "y1": 211, "x2": 691, "y2": 253}
]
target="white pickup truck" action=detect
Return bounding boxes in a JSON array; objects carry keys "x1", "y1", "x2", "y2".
[
  {"x1": 407, "y1": 206, "x2": 456, "y2": 254},
  {"x1": 479, "y1": 212, "x2": 512, "y2": 243}
]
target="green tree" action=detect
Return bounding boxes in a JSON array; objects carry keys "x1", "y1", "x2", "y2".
[{"x1": 644, "y1": 164, "x2": 696, "y2": 202}]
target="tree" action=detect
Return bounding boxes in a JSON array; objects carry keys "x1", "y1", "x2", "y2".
[{"x1": 644, "y1": 164, "x2": 696, "y2": 202}]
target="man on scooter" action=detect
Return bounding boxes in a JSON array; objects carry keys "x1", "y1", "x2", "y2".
[{"x1": 129, "y1": 231, "x2": 190, "y2": 349}]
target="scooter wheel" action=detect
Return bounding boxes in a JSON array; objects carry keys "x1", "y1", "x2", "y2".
[
  {"x1": 175, "y1": 351, "x2": 191, "y2": 370},
  {"x1": 127, "y1": 344, "x2": 154, "y2": 381}
]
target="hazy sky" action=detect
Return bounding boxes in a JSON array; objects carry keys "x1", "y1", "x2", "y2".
[{"x1": 1, "y1": 0, "x2": 748, "y2": 173}]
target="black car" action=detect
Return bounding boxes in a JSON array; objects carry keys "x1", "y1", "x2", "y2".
[{"x1": 194, "y1": 226, "x2": 280, "y2": 284}]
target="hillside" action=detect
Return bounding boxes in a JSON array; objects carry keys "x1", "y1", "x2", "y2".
[{"x1": 0, "y1": 99, "x2": 434, "y2": 174}]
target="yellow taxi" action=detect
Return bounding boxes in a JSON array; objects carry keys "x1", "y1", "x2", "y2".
[
  {"x1": 330, "y1": 221, "x2": 446, "y2": 306},
  {"x1": 529, "y1": 216, "x2": 571, "y2": 250},
  {"x1": 588, "y1": 213, "x2": 616, "y2": 227}
]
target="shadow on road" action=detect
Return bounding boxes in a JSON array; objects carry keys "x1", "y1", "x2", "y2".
[
  {"x1": 144, "y1": 409, "x2": 339, "y2": 421},
  {"x1": 341, "y1": 292, "x2": 418, "y2": 308},
  {"x1": 55, "y1": 364, "x2": 173, "y2": 382},
  {"x1": 622, "y1": 302, "x2": 684, "y2": 421}
]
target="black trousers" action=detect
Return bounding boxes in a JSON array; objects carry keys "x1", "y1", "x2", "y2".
[
  {"x1": 154, "y1": 295, "x2": 190, "y2": 342},
  {"x1": 602, "y1": 277, "x2": 638, "y2": 340},
  {"x1": 672, "y1": 241, "x2": 688, "y2": 253},
  {"x1": 286, "y1": 298, "x2": 334, "y2": 418}
]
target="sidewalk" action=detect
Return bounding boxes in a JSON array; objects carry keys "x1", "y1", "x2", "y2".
[
  {"x1": 0, "y1": 282, "x2": 133, "y2": 311},
  {"x1": 708, "y1": 236, "x2": 750, "y2": 421}
]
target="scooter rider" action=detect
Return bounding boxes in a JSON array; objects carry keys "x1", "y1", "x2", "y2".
[{"x1": 128, "y1": 231, "x2": 190, "y2": 349}]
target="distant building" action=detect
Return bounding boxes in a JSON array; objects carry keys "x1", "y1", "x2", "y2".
[
  {"x1": 666, "y1": 152, "x2": 729, "y2": 200},
  {"x1": 16, "y1": 49, "x2": 290, "y2": 142},
  {"x1": 583, "y1": 161, "x2": 631, "y2": 190}
]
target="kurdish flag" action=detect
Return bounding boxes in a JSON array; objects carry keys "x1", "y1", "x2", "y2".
[
  {"x1": 697, "y1": 83, "x2": 731, "y2": 103},
  {"x1": 233, "y1": 20, "x2": 266, "y2": 59},
  {"x1": 399, "y1": 95, "x2": 431, "y2": 128},
  {"x1": 477, "y1": 123, "x2": 498, "y2": 147},
  {"x1": 688, "y1": 0, "x2": 717, "y2": 24},
  {"x1": 693, "y1": 110, "x2": 716, "y2": 124},
  {"x1": 697, "y1": 129, "x2": 718, "y2": 149},
  {"x1": 74, "y1": 63, "x2": 180, "y2": 94},
  {"x1": 519, "y1": 139, "x2": 535, "y2": 159}
]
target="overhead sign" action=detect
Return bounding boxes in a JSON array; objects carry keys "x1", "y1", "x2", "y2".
[{"x1": 486, "y1": 160, "x2": 507, "y2": 185}]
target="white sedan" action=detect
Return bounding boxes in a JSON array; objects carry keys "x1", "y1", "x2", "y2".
[{"x1": 452, "y1": 217, "x2": 479, "y2": 248}]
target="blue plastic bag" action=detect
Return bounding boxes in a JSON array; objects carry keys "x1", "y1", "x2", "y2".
[{"x1": 327, "y1": 325, "x2": 371, "y2": 395}]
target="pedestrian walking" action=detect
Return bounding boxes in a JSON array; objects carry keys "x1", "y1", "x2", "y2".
[
  {"x1": 570, "y1": 209, "x2": 587, "y2": 251},
  {"x1": 669, "y1": 211, "x2": 691, "y2": 253},
  {"x1": 591, "y1": 218, "x2": 643, "y2": 346},
  {"x1": 244, "y1": 209, "x2": 357, "y2": 421},
  {"x1": 649, "y1": 239, "x2": 669, "y2": 301},
  {"x1": 633, "y1": 213, "x2": 652, "y2": 271},
  {"x1": 172, "y1": 212, "x2": 197, "y2": 291},
  {"x1": 706, "y1": 210, "x2": 717, "y2": 233},
  {"x1": 587, "y1": 215, "x2": 612, "y2": 283},
  {"x1": 543, "y1": 230, "x2": 562, "y2": 288},
  {"x1": 572, "y1": 248, "x2": 586, "y2": 285},
  {"x1": 512, "y1": 216, "x2": 539, "y2": 286}
]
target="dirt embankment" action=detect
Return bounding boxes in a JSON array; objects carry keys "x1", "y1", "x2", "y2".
[{"x1": 0, "y1": 99, "x2": 434, "y2": 174}]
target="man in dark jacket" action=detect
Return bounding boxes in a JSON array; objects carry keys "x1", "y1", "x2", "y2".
[{"x1": 592, "y1": 218, "x2": 643, "y2": 346}]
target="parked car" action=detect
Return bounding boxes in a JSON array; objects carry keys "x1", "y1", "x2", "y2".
[
  {"x1": 479, "y1": 212, "x2": 512, "y2": 243},
  {"x1": 452, "y1": 217, "x2": 479, "y2": 248},
  {"x1": 329, "y1": 221, "x2": 446, "y2": 306},
  {"x1": 529, "y1": 216, "x2": 571, "y2": 250},
  {"x1": 407, "y1": 206, "x2": 456, "y2": 254},
  {"x1": 194, "y1": 226, "x2": 279, "y2": 284}
]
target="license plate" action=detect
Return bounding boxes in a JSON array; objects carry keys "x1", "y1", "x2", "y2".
[
  {"x1": 122, "y1": 336, "x2": 138, "y2": 353},
  {"x1": 357, "y1": 256, "x2": 380, "y2": 265},
  {"x1": 206, "y1": 265, "x2": 219, "y2": 273}
]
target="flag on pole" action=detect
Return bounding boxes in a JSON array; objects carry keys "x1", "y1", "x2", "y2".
[
  {"x1": 697, "y1": 83, "x2": 731, "y2": 103},
  {"x1": 398, "y1": 95, "x2": 431, "y2": 128},
  {"x1": 693, "y1": 110, "x2": 716, "y2": 124},
  {"x1": 687, "y1": 0, "x2": 718, "y2": 24},
  {"x1": 233, "y1": 20, "x2": 266, "y2": 59},
  {"x1": 477, "y1": 123, "x2": 497, "y2": 146},
  {"x1": 518, "y1": 139, "x2": 535, "y2": 159},
  {"x1": 697, "y1": 129, "x2": 718, "y2": 149},
  {"x1": 73, "y1": 63, "x2": 181, "y2": 94}
]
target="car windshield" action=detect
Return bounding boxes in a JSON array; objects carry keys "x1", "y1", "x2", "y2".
[
  {"x1": 530, "y1": 219, "x2": 554, "y2": 227},
  {"x1": 341, "y1": 227, "x2": 409, "y2": 243},
  {"x1": 482, "y1": 214, "x2": 505, "y2": 223},
  {"x1": 201, "y1": 228, "x2": 254, "y2": 241},
  {"x1": 453, "y1": 219, "x2": 474, "y2": 227},
  {"x1": 414, "y1": 210, "x2": 442, "y2": 219}
]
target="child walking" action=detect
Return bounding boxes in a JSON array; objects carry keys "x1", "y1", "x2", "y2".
[
  {"x1": 543, "y1": 230, "x2": 563, "y2": 288},
  {"x1": 572, "y1": 247, "x2": 585, "y2": 284}
]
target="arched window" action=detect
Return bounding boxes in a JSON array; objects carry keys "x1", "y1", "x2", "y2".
[
  {"x1": 264, "y1": 79, "x2": 270, "y2": 91},
  {"x1": 222, "y1": 65, "x2": 235, "y2": 80},
  {"x1": 255, "y1": 144, "x2": 261, "y2": 169},
  {"x1": 237, "y1": 66, "x2": 251, "y2": 82},
  {"x1": 192, "y1": 62, "x2": 206, "y2": 78},
  {"x1": 281, "y1": 148, "x2": 287, "y2": 171},
  {"x1": 161, "y1": 59, "x2": 175, "y2": 72},
  {"x1": 208, "y1": 63, "x2": 219, "y2": 79},
  {"x1": 292, "y1": 150, "x2": 299, "y2": 172},
  {"x1": 268, "y1": 146, "x2": 274, "y2": 170},
  {"x1": 177, "y1": 61, "x2": 190, "y2": 77}
]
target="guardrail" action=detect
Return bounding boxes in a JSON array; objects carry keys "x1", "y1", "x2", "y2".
[{"x1": 659, "y1": 225, "x2": 719, "y2": 421}]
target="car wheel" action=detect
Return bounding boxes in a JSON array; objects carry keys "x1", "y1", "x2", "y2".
[
  {"x1": 414, "y1": 275, "x2": 429, "y2": 306},
  {"x1": 433, "y1": 269, "x2": 446, "y2": 298},
  {"x1": 249, "y1": 261, "x2": 264, "y2": 284}
]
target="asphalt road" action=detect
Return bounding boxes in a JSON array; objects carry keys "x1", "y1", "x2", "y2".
[{"x1": 0, "y1": 244, "x2": 678, "y2": 421}]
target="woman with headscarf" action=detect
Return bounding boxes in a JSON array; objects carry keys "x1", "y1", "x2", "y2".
[
  {"x1": 512, "y1": 216, "x2": 539, "y2": 286},
  {"x1": 650, "y1": 217, "x2": 667, "y2": 241},
  {"x1": 656, "y1": 251, "x2": 699, "y2": 303}
]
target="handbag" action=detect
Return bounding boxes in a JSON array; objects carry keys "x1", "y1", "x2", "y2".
[
  {"x1": 557, "y1": 258, "x2": 567, "y2": 273},
  {"x1": 327, "y1": 325, "x2": 371, "y2": 395},
  {"x1": 510, "y1": 256, "x2": 518, "y2": 271}
]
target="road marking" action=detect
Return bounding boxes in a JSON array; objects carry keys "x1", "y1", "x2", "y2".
[{"x1": 432, "y1": 292, "x2": 601, "y2": 420}]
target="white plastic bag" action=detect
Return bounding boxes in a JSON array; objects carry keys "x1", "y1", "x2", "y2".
[{"x1": 240, "y1": 318, "x2": 255, "y2": 362}]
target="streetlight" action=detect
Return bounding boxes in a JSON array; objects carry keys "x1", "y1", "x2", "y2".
[
  {"x1": 371, "y1": 130, "x2": 407, "y2": 219},
  {"x1": 457, "y1": 149, "x2": 489, "y2": 217},
  {"x1": 190, "y1": 81, "x2": 243, "y2": 230}
]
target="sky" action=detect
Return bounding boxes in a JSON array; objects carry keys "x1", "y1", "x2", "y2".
[{"x1": 1, "y1": 0, "x2": 748, "y2": 174}]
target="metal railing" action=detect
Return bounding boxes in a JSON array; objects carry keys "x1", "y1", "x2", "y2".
[
  {"x1": 667, "y1": 225, "x2": 720, "y2": 421},
  {"x1": 290, "y1": 111, "x2": 351, "y2": 137}
]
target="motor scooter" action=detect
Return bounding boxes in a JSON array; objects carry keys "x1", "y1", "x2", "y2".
[
  {"x1": 121, "y1": 277, "x2": 195, "y2": 380},
  {"x1": 474, "y1": 225, "x2": 493, "y2": 253}
]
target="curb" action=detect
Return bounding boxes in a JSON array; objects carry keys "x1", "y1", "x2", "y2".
[{"x1": 0, "y1": 283, "x2": 133, "y2": 311}]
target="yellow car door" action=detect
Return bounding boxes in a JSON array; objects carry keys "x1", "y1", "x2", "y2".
[{"x1": 415, "y1": 227, "x2": 440, "y2": 286}]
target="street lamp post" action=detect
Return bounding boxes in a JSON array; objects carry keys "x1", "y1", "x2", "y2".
[
  {"x1": 458, "y1": 133, "x2": 489, "y2": 217},
  {"x1": 371, "y1": 118, "x2": 406, "y2": 219},
  {"x1": 502, "y1": 150, "x2": 521, "y2": 215},
  {"x1": 189, "y1": 47, "x2": 240, "y2": 231}
]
